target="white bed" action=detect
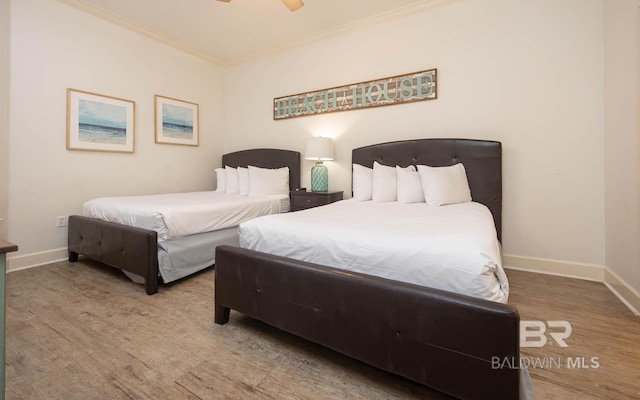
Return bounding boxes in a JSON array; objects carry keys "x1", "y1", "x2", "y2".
[
  {"x1": 68, "y1": 148, "x2": 301, "y2": 294},
  {"x1": 215, "y1": 140, "x2": 527, "y2": 399},
  {"x1": 239, "y1": 199, "x2": 508, "y2": 303},
  {"x1": 83, "y1": 191, "x2": 290, "y2": 283}
]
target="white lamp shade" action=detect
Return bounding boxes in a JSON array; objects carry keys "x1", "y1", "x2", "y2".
[{"x1": 305, "y1": 137, "x2": 334, "y2": 161}]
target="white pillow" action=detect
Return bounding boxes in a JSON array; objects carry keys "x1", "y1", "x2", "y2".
[
  {"x1": 238, "y1": 167, "x2": 249, "y2": 196},
  {"x1": 396, "y1": 165, "x2": 425, "y2": 203},
  {"x1": 372, "y1": 161, "x2": 397, "y2": 202},
  {"x1": 417, "y1": 163, "x2": 472, "y2": 206},
  {"x1": 214, "y1": 167, "x2": 226, "y2": 192},
  {"x1": 248, "y1": 165, "x2": 289, "y2": 196},
  {"x1": 352, "y1": 164, "x2": 372, "y2": 201},
  {"x1": 224, "y1": 166, "x2": 239, "y2": 195}
]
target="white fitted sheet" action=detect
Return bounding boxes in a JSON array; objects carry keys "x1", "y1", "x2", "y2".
[
  {"x1": 124, "y1": 227, "x2": 241, "y2": 284},
  {"x1": 83, "y1": 191, "x2": 290, "y2": 241},
  {"x1": 239, "y1": 199, "x2": 508, "y2": 303}
]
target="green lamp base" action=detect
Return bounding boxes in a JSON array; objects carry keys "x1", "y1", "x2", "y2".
[{"x1": 311, "y1": 161, "x2": 328, "y2": 192}]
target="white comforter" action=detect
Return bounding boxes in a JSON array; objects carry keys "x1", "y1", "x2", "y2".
[
  {"x1": 83, "y1": 191, "x2": 289, "y2": 241},
  {"x1": 239, "y1": 199, "x2": 508, "y2": 303}
]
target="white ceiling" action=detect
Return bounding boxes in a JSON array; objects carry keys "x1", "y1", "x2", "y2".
[{"x1": 59, "y1": 0, "x2": 443, "y2": 66}]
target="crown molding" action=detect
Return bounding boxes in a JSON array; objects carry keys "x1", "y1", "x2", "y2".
[
  {"x1": 56, "y1": 0, "x2": 457, "y2": 67},
  {"x1": 55, "y1": 0, "x2": 224, "y2": 65},
  {"x1": 225, "y1": 0, "x2": 459, "y2": 66}
]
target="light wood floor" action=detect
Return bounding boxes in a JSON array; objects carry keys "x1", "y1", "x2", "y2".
[{"x1": 4, "y1": 260, "x2": 640, "y2": 399}]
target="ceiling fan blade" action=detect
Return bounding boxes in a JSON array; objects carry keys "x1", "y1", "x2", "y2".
[
  {"x1": 281, "y1": 0, "x2": 304, "y2": 11},
  {"x1": 217, "y1": 0, "x2": 302, "y2": 12}
]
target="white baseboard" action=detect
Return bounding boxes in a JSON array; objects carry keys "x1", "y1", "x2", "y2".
[
  {"x1": 503, "y1": 253, "x2": 640, "y2": 316},
  {"x1": 502, "y1": 254, "x2": 604, "y2": 282},
  {"x1": 6, "y1": 247, "x2": 68, "y2": 272},
  {"x1": 604, "y1": 267, "x2": 640, "y2": 316}
]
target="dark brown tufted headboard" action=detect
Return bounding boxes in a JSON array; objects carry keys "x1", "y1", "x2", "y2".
[
  {"x1": 222, "y1": 148, "x2": 301, "y2": 192},
  {"x1": 352, "y1": 138, "x2": 502, "y2": 241}
]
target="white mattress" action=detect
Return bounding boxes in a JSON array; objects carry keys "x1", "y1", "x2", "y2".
[
  {"x1": 239, "y1": 199, "x2": 508, "y2": 303},
  {"x1": 83, "y1": 191, "x2": 290, "y2": 241}
]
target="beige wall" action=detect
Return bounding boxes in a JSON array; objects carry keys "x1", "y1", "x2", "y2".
[
  {"x1": 0, "y1": 0, "x2": 9, "y2": 239},
  {"x1": 604, "y1": 0, "x2": 640, "y2": 291},
  {"x1": 7, "y1": 0, "x2": 639, "y2": 297},
  {"x1": 7, "y1": 0, "x2": 225, "y2": 258},
  {"x1": 224, "y1": 0, "x2": 606, "y2": 268}
]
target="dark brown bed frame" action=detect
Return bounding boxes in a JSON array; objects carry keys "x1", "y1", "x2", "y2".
[
  {"x1": 214, "y1": 139, "x2": 521, "y2": 399},
  {"x1": 67, "y1": 148, "x2": 301, "y2": 295}
]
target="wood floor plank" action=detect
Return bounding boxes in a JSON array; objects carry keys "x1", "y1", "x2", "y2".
[
  {"x1": 4, "y1": 261, "x2": 640, "y2": 399},
  {"x1": 175, "y1": 358, "x2": 275, "y2": 400}
]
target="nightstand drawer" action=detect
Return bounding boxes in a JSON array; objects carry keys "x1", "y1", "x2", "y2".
[
  {"x1": 293, "y1": 195, "x2": 330, "y2": 209},
  {"x1": 290, "y1": 191, "x2": 344, "y2": 211}
]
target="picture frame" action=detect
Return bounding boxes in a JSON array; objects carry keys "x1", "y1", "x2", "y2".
[
  {"x1": 67, "y1": 88, "x2": 136, "y2": 153},
  {"x1": 154, "y1": 95, "x2": 199, "y2": 146}
]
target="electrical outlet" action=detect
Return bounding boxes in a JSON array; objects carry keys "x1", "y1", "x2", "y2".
[{"x1": 56, "y1": 216, "x2": 66, "y2": 228}]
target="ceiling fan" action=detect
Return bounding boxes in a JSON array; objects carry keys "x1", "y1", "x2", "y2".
[{"x1": 217, "y1": 0, "x2": 304, "y2": 12}]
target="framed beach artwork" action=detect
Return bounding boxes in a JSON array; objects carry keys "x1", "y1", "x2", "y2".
[
  {"x1": 154, "y1": 95, "x2": 199, "y2": 146},
  {"x1": 66, "y1": 89, "x2": 135, "y2": 153}
]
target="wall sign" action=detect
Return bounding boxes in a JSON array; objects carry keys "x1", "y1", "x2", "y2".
[{"x1": 273, "y1": 68, "x2": 437, "y2": 120}]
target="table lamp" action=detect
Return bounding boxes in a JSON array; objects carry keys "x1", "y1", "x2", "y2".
[{"x1": 305, "y1": 137, "x2": 334, "y2": 192}]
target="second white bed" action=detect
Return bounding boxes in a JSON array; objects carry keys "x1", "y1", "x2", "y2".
[
  {"x1": 239, "y1": 199, "x2": 508, "y2": 303},
  {"x1": 83, "y1": 191, "x2": 290, "y2": 283}
]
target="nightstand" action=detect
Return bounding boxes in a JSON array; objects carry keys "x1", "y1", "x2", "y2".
[{"x1": 291, "y1": 190, "x2": 343, "y2": 211}]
